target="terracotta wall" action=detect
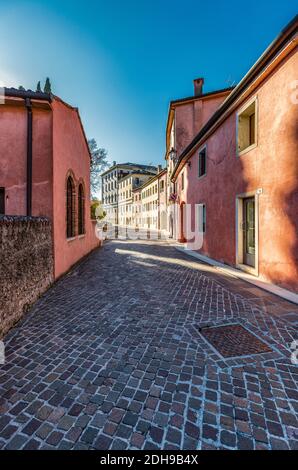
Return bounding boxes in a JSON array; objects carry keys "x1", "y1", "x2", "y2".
[
  {"x1": 175, "y1": 94, "x2": 229, "y2": 156},
  {"x1": 52, "y1": 99, "x2": 100, "y2": 279},
  {"x1": 32, "y1": 107, "x2": 53, "y2": 218},
  {"x1": 0, "y1": 104, "x2": 27, "y2": 215},
  {"x1": 0, "y1": 101, "x2": 52, "y2": 217},
  {"x1": 178, "y1": 51, "x2": 298, "y2": 292}
]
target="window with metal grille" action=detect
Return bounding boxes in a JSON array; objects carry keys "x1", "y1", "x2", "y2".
[
  {"x1": 78, "y1": 183, "x2": 85, "y2": 235},
  {"x1": 66, "y1": 176, "x2": 75, "y2": 238}
]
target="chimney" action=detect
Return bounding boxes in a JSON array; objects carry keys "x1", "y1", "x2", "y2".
[
  {"x1": 157, "y1": 165, "x2": 162, "y2": 173},
  {"x1": 193, "y1": 77, "x2": 204, "y2": 96}
]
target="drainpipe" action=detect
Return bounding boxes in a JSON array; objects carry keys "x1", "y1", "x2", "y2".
[{"x1": 25, "y1": 98, "x2": 33, "y2": 216}]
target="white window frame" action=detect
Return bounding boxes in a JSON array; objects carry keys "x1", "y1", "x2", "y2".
[{"x1": 236, "y1": 95, "x2": 258, "y2": 157}]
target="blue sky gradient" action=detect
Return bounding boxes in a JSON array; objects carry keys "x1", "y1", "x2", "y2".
[{"x1": 0, "y1": 1, "x2": 296, "y2": 166}]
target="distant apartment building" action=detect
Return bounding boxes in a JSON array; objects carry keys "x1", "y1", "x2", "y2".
[
  {"x1": 132, "y1": 187, "x2": 142, "y2": 228},
  {"x1": 101, "y1": 163, "x2": 157, "y2": 223},
  {"x1": 136, "y1": 167, "x2": 167, "y2": 231},
  {"x1": 118, "y1": 170, "x2": 156, "y2": 226}
]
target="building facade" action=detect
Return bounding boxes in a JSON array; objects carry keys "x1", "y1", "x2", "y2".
[
  {"x1": 132, "y1": 187, "x2": 142, "y2": 228},
  {"x1": 118, "y1": 171, "x2": 155, "y2": 226},
  {"x1": 137, "y1": 167, "x2": 167, "y2": 231},
  {"x1": 101, "y1": 163, "x2": 157, "y2": 224},
  {"x1": 0, "y1": 88, "x2": 100, "y2": 279},
  {"x1": 165, "y1": 80, "x2": 233, "y2": 239},
  {"x1": 169, "y1": 17, "x2": 298, "y2": 293}
]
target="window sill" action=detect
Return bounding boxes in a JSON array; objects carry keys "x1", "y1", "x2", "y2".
[
  {"x1": 198, "y1": 173, "x2": 207, "y2": 181},
  {"x1": 67, "y1": 236, "x2": 76, "y2": 242},
  {"x1": 237, "y1": 142, "x2": 257, "y2": 157},
  {"x1": 236, "y1": 263, "x2": 258, "y2": 277},
  {"x1": 78, "y1": 234, "x2": 86, "y2": 239}
]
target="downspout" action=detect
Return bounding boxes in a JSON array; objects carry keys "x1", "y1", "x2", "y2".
[{"x1": 25, "y1": 97, "x2": 33, "y2": 216}]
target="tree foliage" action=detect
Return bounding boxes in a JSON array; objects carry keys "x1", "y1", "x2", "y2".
[
  {"x1": 36, "y1": 81, "x2": 42, "y2": 92},
  {"x1": 90, "y1": 200, "x2": 106, "y2": 220},
  {"x1": 88, "y1": 138, "x2": 109, "y2": 197}
]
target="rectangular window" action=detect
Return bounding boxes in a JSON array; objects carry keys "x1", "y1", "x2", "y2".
[
  {"x1": 0, "y1": 188, "x2": 5, "y2": 214},
  {"x1": 181, "y1": 172, "x2": 184, "y2": 190},
  {"x1": 198, "y1": 147, "x2": 206, "y2": 178},
  {"x1": 170, "y1": 118, "x2": 175, "y2": 149},
  {"x1": 198, "y1": 204, "x2": 206, "y2": 233},
  {"x1": 237, "y1": 98, "x2": 257, "y2": 153}
]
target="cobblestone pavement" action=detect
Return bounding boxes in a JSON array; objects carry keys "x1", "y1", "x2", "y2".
[{"x1": 0, "y1": 240, "x2": 297, "y2": 450}]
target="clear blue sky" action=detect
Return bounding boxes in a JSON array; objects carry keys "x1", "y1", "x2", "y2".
[{"x1": 0, "y1": 1, "x2": 296, "y2": 166}]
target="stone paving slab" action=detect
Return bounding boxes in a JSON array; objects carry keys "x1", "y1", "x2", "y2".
[{"x1": 0, "y1": 240, "x2": 297, "y2": 450}]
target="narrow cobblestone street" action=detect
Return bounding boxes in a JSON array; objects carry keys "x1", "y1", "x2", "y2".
[{"x1": 0, "y1": 240, "x2": 297, "y2": 450}]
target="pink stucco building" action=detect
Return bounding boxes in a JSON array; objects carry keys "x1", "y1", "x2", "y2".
[
  {"x1": 0, "y1": 88, "x2": 100, "y2": 279},
  {"x1": 167, "y1": 17, "x2": 298, "y2": 293},
  {"x1": 165, "y1": 82, "x2": 233, "y2": 239}
]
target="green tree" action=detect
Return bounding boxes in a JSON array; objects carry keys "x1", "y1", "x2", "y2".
[
  {"x1": 88, "y1": 138, "x2": 109, "y2": 197},
  {"x1": 44, "y1": 77, "x2": 52, "y2": 94},
  {"x1": 36, "y1": 81, "x2": 42, "y2": 92},
  {"x1": 18, "y1": 86, "x2": 25, "y2": 90},
  {"x1": 90, "y1": 200, "x2": 106, "y2": 220}
]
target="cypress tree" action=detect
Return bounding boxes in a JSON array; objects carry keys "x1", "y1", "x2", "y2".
[{"x1": 44, "y1": 77, "x2": 52, "y2": 94}]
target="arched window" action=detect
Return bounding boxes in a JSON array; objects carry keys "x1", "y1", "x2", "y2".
[
  {"x1": 78, "y1": 183, "x2": 85, "y2": 235},
  {"x1": 66, "y1": 176, "x2": 75, "y2": 238}
]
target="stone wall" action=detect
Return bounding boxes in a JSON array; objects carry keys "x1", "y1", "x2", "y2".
[{"x1": 0, "y1": 216, "x2": 54, "y2": 338}]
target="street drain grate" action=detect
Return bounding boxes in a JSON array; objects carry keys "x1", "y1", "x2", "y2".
[{"x1": 199, "y1": 323, "x2": 272, "y2": 358}]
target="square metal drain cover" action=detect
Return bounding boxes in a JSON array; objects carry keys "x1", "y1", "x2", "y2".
[{"x1": 199, "y1": 323, "x2": 272, "y2": 358}]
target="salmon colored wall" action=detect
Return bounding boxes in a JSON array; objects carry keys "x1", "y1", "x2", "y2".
[
  {"x1": 0, "y1": 102, "x2": 52, "y2": 217},
  {"x1": 0, "y1": 104, "x2": 27, "y2": 215},
  {"x1": 52, "y1": 99, "x2": 100, "y2": 279},
  {"x1": 175, "y1": 94, "x2": 229, "y2": 156},
  {"x1": 177, "y1": 51, "x2": 298, "y2": 292},
  {"x1": 32, "y1": 108, "x2": 53, "y2": 218}
]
